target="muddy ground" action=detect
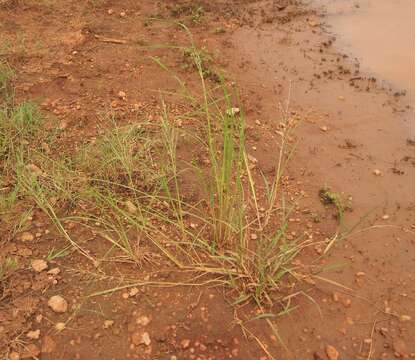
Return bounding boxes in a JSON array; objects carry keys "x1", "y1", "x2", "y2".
[{"x1": 1, "y1": 0, "x2": 414, "y2": 359}]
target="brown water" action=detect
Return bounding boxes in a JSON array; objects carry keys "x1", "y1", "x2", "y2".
[{"x1": 314, "y1": 0, "x2": 415, "y2": 104}]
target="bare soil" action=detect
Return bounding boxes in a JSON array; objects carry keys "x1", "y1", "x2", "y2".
[{"x1": 1, "y1": 1, "x2": 414, "y2": 359}]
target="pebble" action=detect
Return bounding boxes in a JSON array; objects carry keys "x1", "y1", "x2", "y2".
[
  {"x1": 47, "y1": 267, "x2": 61, "y2": 276},
  {"x1": 26, "y1": 329, "x2": 40, "y2": 340},
  {"x1": 108, "y1": 9, "x2": 114, "y2": 15},
  {"x1": 9, "y1": 352, "x2": 20, "y2": 360},
  {"x1": 373, "y1": 169, "x2": 382, "y2": 176},
  {"x1": 31, "y1": 259, "x2": 48, "y2": 273},
  {"x1": 104, "y1": 320, "x2": 115, "y2": 329},
  {"x1": 325, "y1": 345, "x2": 339, "y2": 360},
  {"x1": 118, "y1": 90, "x2": 127, "y2": 99},
  {"x1": 250, "y1": 233, "x2": 258, "y2": 240},
  {"x1": 136, "y1": 315, "x2": 151, "y2": 326},
  {"x1": 20, "y1": 232, "x2": 34, "y2": 242},
  {"x1": 48, "y1": 295, "x2": 68, "y2": 313},
  {"x1": 181, "y1": 339, "x2": 191, "y2": 349},
  {"x1": 399, "y1": 315, "x2": 411, "y2": 322},
  {"x1": 125, "y1": 200, "x2": 137, "y2": 214},
  {"x1": 226, "y1": 107, "x2": 240, "y2": 116},
  {"x1": 129, "y1": 287, "x2": 139, "y2": 297},
  {"x1": 131, "y1": 331, "x2": 151, "y2": 346},
  {"x1": 382, "y1": 214, "x2": 390, "y2": 220},
  {"x1": 320, "y1": 125, "x2": 328, "y2": 132},
  {"x1": 55, "y1": 322, "x2": 66, "y2": 331}
]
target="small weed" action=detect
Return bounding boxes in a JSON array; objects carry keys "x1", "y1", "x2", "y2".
[
  {"x1": 0, "y1": 257, "x2": 18, "y2": 283},
  {"x1": 319, "y1": 187, "x2": 344, "y2": 223}
]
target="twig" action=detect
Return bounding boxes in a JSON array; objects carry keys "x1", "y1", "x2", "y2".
[{"x1": 94, "y1": 35, "x2": 127, "y2": 44}]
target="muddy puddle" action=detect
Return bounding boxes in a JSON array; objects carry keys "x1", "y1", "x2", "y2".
[{"x1": 314, "y1": 0, "x2": 415, "y2": 110}]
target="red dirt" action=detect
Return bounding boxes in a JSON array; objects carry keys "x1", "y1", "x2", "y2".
[{"x1": 1, "y1": 1, "x2": 414, "y2": 359}]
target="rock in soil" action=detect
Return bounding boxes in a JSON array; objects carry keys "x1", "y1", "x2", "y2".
[
  {"x1": 131, "y1": 331, "x2": 151, "y2": 346},
  {"x1": 20, "y1": 232, "x2": 34, "y2": 242},
  {"x1": 325, "y1": 345, "x2": 339, "y2": 360},
  {"x1": 48, "y1": 295, "x2": 68, "y2": 313},
  {"x1": 26, "y1": 329, "x2": 41, "y2": 339},
  {"x1": 31, "y1": 259, "x2": 48, "y2": 273}
]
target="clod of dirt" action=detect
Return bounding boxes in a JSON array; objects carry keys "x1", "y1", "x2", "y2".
[
  {"x1": 20, "y1": 232, "x2": 34, "y2": 242},
  {"x1": 41, "y1": 335, "x2": 56, "y2": 353},
  {"x1": 393, "y1": 338, "x2": 408, "y2": 357},
  {"x1": 181, "y1": 339, "x2": 191, "y2": 349},
  {"x1": 21, "y1": 344, "x2": 40, "y2": 359},
  {"x1": 125, "y1": 200, "x2": 137, "y2": 214},
  {"x1": 399, "y1": 315, "x2": 411, "y2": 322},
  {"x1": 26, "y1": 329, "x2": 41, "y2": 339},
  {"x1": 325, "y1": 345, "x2": 339, "y2": 360},
  {"x1": 55, "y1": 322, "x2": 66, "y2": 331},
  {"x1": 9, "y1": 352, "x2": 20, "y2": 360},
  {"x1": 136, "y1": 315, "x2": 151, "y2": 326},
  {"x1": 31, "y1": 259, "x2": 48, "y2": 273},
  {"x1": 104, "y1": 320, "x2": 115, "y2": 329},
  {"x1": 129, "y1": 287, "x2": 139, "y2": 297},
  {"x1": 48, "y1": 295, "x2": 68, "y2": 313},
  {"x1": 26, "y1": 163, "x2": 43, "y2": 177},
  {"x1": 47, "y1": 267, "x2": 61, "y2": 275},
  {"x1": 226, "y1": 107, "x2": 240, "y2": 116},
  {"x1": 131, "y1": 331, "x2": 151, "y2": 346}
]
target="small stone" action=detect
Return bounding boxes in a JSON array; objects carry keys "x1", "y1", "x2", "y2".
[
  {"x1": 308, "y1": 20, "x2": 318, "y2": 27},
  {"x1": 47, "y1": 267, "x2": 61, "y2": 276},
  {"x1": 399, "y1": 315, "x2": 411, "y2": 322},
  {"x1": 55, "y1": 322, "x2": 66, "y2": 331},
  {"x1": 136, "y1": 315, "x2": 150, "y2": 326},
  {"x1": 31, "y1": 259, "x2": 48, "y2": 273},
  {"x1": 118, "y1": 90, "x2": 127, "y2": 99},
  {"x1": 108, "y1": 9, "x2": 114, "y2": 15},
  {"x1": 26, "y1": 163, "x2": 43, "y2": 177},
  {"x1": 338, "y1": 95, "x2": 345, "y2": 101},
  {"x1": 373, "y1": 169, "x2": 382, "y2": 176},
  {"x1": 122, "y1": 292, "x2": 130, "y2": 299},
  {"x1": 48, "y1": 295, "x2": 68, "y2": 313},
  {"x1": 20, "y1": 232, "x2": 34, "y2": 242},
  {"x1": 9, "y1": 352, "x2": 20, "y2": 360},
  {"x1": 125, "y1": 200, "x2": 137, "y2": 214},
  {"x1": 320, "y1": 126, "x2": 328, "y2": 132},
  {"x1": 250, "y1": 233, "x2": 258, "y2": 240},
  {"x1": 120, "y1": 11, "x2": 126, "y2": 17},
  {"x1": 382, "y1": 214, "x2": 390, "y2": 220},
  {"x1": 226, "y1": 107, "x2": 240, "y2": 116},
  {"x1": 325, "y1": 345, "x2": 339, "y2": 360},
  {"x1": 181, "y1": 339, "x2": 191, "y2": 349},
  {"x1": 129, "y1": 287, "x2": 139, "y2": 297},
  {"x1": 27, "y1": 329, "x2": 40, "y2": 339},
  {"x1": 104, "y1": 320, "x2": 114, "y2": 329},
  {"x1": 41, "y1": 335, "x2": 56, "y2": 354},
  {"x1": 131, "y1": 332, "x2": 151, "y2": 346}
]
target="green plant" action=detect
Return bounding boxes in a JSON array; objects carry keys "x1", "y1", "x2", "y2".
[{"x1": 319, "y1": 187, "x2": 344, "y2": 223}]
